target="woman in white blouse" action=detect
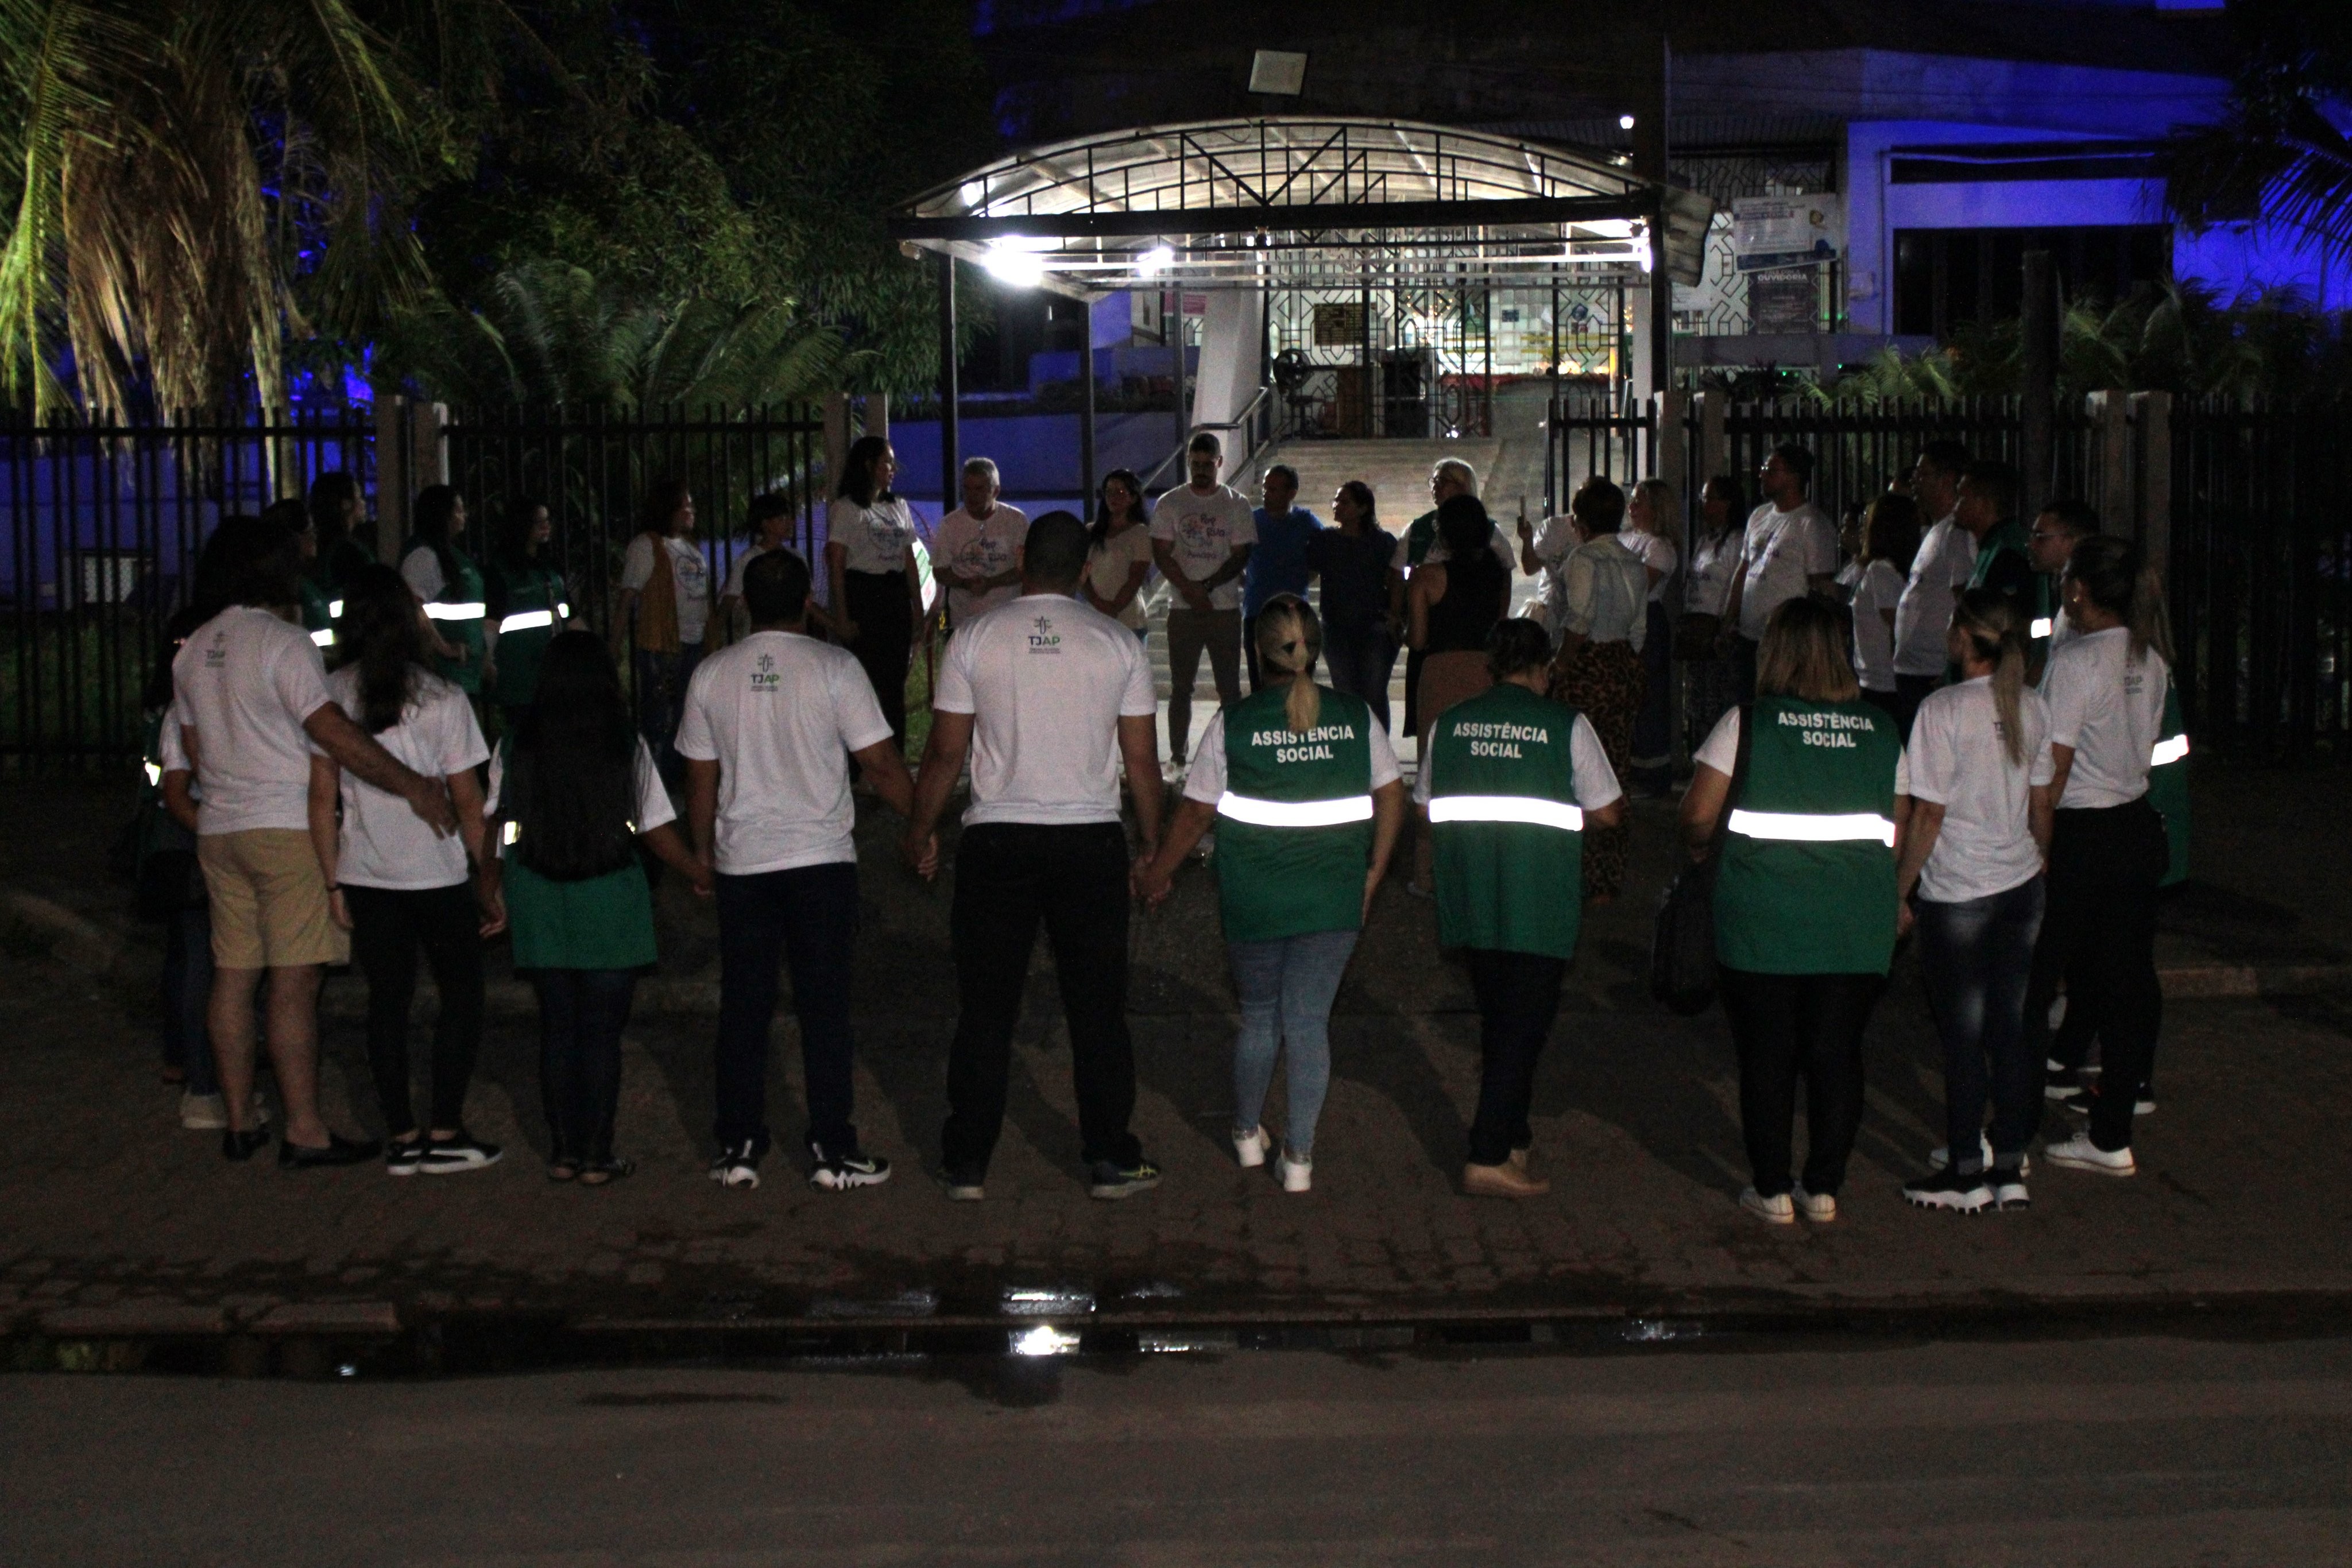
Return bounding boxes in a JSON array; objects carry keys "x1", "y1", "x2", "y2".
[
  {"x1": 1545, "y1": 475, "x2": 1650, "y2": 900},
  {"x1": 825, "y1": 436, "x2": 926, "y2": 750},
  {"x1": 1680, "y1": 475, "x2": 1745, "y2": 761},
  {"x1": 1627, "y1": 478, "x2": 1680, "y2": 792}
]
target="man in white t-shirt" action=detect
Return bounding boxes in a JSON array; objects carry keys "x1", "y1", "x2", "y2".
[
  {"x1": 1892, "y1": 440, "x2": 1975, "y2": 724},
  {"x1": 1716, "y1": 443, "x2": 1838, "y2": 701},
  {"x1": 903, "y1": 512, "x2": 1165, "y2": 1202},
  {"x1": 932, "y1": 456, "x2": 1030, "y2": 630},
  {"x1": 679, "y1": 548, "x2": 915, "y2": 1194},
  {"x1": 1150, "y1": 432, "x2": 1256, "y2": 766},
  {"x1": 173, "y1": 517, "x2": 457, "y2": 1168}
]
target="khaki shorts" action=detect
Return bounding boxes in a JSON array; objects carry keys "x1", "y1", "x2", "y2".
[{"x1": 197, "y1": 830, "x2": 349, "y2": 970}]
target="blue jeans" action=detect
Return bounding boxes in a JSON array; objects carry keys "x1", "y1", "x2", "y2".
[
  {"x1": 633, "y1": 640, "x2": 703, "y2": 788},
  {"x1": 1228, "y1": 928, "x2": 1359, "y2": 1158},
  {"x1": 1917, "y1": 877, "x2": 2046, "y2": 1168},
  {"x1": 1322, "y1": 623, "x2": 1398, "y2": 735},
  {"x1": 163, "y1": 903, "x2": 218, "y2": 1095},
  {"x1": 714, "y1": 862, "x2": 860, "y2": 1156}
]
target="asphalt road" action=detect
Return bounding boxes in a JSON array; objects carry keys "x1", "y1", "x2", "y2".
[{"x1": 6, "y1": 1335, "x2": 2350, "y2": 1566}]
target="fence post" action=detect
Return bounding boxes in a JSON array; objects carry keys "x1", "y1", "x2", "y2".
[
  {"x1": 2091, "y1": 389, "x2": 2129, "y2": 528},
  {"x1": 866, "y1": 391, "x2": 889, "y2": 441},
  {"x1": 374, "y1": 396, "x2": 407, "y2": 564},
  {"x1": 2133, "y1": 389, "x2": 2172, "y2": 574},
  {"x1": 1697, "y1": 386, "x2": 1727, "y2": 489},
  {"x1": 823, "y1": 392, "x2": 849, "y2": 500},
  {"x1": 1656, "y1": 388, "x2": 1689, "y2": 506}
]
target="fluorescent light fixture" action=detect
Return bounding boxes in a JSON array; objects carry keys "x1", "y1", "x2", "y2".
[
  {"x1": 1248, "y1": 49, "x2": 1308, "y2": 95},
  {"x1": 1011, "y1": 1325, "x2": 1081, "y2": 1357},
  {"x1": 1135, "y1": 244, "x2": 1175, "y2": 277},
  {"x1": 1619, "y1": 114, "x2": 1636, "y2": 130}
]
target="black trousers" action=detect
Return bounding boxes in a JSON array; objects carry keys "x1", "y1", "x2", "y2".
[
  {"x1": 1718, "y1": 966, "x2": 1886, "y2": 1197},
  {"x1": 714, "y1": 862, "x2": 860, "y2": 1156},
  {"x1": 943, "y1": 822, "x2": 1142, "y2": 1174},
  {"x1": 1464, "y1": 949, "x2": 1567, "y2": 1166},
  {"x1": 344, "y1": 882, "x2": 485, "y2": 1135},
  {"x1": 532, "y1": 968, "x2": 636, "y2": 1163},
  {"x1": 844, "y1": 569, "x2": 913, "y2": 747},
  {"x1": 2022, "y1": 798, "x2": 2167, "y2": 1151}
]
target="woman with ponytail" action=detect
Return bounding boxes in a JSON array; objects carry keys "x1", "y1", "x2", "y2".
[
  {"x1": 1134, "y1": 594, "x2": 1406, "y2": 1192},
  {"x1": 1893, "y1": 588, "x2": 2055, "y2": 1213},
  {"x1": 2024, "y1": 536, "x2": 2173, "y2": 1179}
]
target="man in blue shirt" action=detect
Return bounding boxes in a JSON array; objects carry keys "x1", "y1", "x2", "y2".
[{"x1": 1241, "y1": 463, "x2": 1324, "y2": 692}]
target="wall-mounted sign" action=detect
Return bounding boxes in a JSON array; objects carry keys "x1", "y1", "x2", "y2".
[{"x1": 1732, "y1": 194, "x2": 1843, "y2": 274}]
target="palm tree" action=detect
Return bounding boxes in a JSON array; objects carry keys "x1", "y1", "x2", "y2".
[{"x1": 0, "y1": 0, "x2": 431, "y2": 419}]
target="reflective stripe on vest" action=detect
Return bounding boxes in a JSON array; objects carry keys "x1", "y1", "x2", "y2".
[
  {"x1": 424, "y1": 601, "x2": 486, "y2": 621},
  {"x1": 500, "y1": 609, "x2": 555, "y2": 633},
  {"x1": 2030, "y1": 616, "x2": 2053, "y2": 640},
  {"x1": 1428, "y1": 793, "x2": 1583, "y2": 832},
  {"x1": 327, "y1": 598, "x2": 344, "y2": 618},
  {"x1": 1727, "y1": 808, "x2": 1896, "y2": 847},
  {"x1": 1216, "y1": 791, "x2": 1374, "y2": 828},
  {"x1": 2151, "y1": 734, "x2": 2189, "y2": 768},
  {"x1": 310, "y1": 627, "x2": 336, "y2": 648}
]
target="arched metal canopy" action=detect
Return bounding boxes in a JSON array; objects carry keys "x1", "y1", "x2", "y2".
[{"x1": 891, "y1": 117, "x2": 1714, "y2": 298}]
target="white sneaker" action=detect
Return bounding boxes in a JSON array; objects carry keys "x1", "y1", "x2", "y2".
[
  {"x1": 1233, "y1": 1126, "x2": 1271, "y2": 1169},
  {"x1": 2044, "y1": 1133, "x2": 2135, "y2": 1177},
  {"x1": 1739, "y1": 1187, "x2": 1796, "y2": 1225},
  {"x1": 179, "y1": 1091, "x2": 228, "y2": 1130},
  {"x1": 1792, "y1": 1185, "x2": 1837, "y2": 1223},
  {"x1": 1279, "y1": 1153, "x2": 1312, "y2": 1193},
  {"x1": 1929, "y1": 1136, "x2": 2029, "y2": 1178}
]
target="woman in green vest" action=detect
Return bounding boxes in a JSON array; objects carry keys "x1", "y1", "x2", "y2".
[
  {"x1": 1134, "y1": 595, "x2": 1406, "y2": 1193},
  {"x1": 487, "y1": 494, "x2": 574, "y2": 733},
  {"x1": 1680, "y1": 597, "x2": 1912, "y2": 1226},
  {"x1": 490, "y1": 633, "x2": 710, "y2": 1183},
  {"x1": 400, "y1": 485, "x2": 491, "y2": 704},
  {"x1": 1419, "y1": 618, "x2": 1625, "y2": 1199}
]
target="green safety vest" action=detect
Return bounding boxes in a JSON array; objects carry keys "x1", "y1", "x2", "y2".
[
  {"x1": 2150, "y1": 677, "x2": 2191, "y2": 888},
  {"x1": 1715, "y1": 696, "x2": 1903, "y2": 975},
  {"x1": 491, "y1": 563, "x2": 568, "y2": 708},
  {"x1": 1403, "y1": 509, "x2": 1440, "y2": 567},
  {"x1": 1212, "y1": 684, "x2": 1376, "y2": 943},
  {"x1": 1968, "y1": 519, "x2": 2030, "y2": 591},
  {"x1": 419, "y1": 550, "x2": 488, "y2": 695},
  {"x1": 1425, "y1": 682, "x2": 1587, "y2": 959}
]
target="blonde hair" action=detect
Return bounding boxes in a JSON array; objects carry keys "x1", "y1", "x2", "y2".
[
  {"x1": 1254, "y1": 594, "x2": 1324, "y2": 733},
  {"x1": 1756, "y1": 597, "x2": 1860, "y2": 704},
  {"x1": 1952, "y1": 588, "x2": 2029, "y2": 767},
  {"x1": 1432, "y1": 458, "x2": 1480, "y2": 498},
  {"x1": 1631, "y1": 478, "x2": 1677, "y2": 537}
]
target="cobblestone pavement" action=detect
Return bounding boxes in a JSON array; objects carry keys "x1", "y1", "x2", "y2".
[{"x1": 3, "y1": 759, "x2": 2349, "y2": 1331}]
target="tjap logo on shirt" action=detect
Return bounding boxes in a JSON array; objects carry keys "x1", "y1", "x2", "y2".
[
  {"x1": 751, "y1": 652, "x2": 780, "y2": 690},
  {"x1": 1027, "y1": 615, "x2": 1061, "y2": 652},
  {"x1": 204, "y1": 630, "x2": 229, "y2": 667}
]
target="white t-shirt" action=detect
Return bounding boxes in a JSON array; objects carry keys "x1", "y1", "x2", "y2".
[
  {"x1": 1631, "y1": 531, "x2": 1678, "y2": 605},
  {"x1": 1150, "y1": 485, "x2": 1257, "y2": 611},
  {"x1": 933, "y1": 504, "x2": 1030, "y2": 625},
  {"x1": 2041, "y1": 626, "x2": 2168, "y2": 808},
  {"x1": 172, "y1": 606, "x2": 334, "y2": 835},
  {"x1": 1850, "y1": 559, "x2": 1905, "y2": 692},
  {"x1": 1735, "y1": 501, "x2": 1838, "y2": 640},
  {"x1": 1087, "y1": 522, "x2": 1158, "y2": 630},
  {"x1": 933, "y1": 593, "x2": 1159, "y2": 826},
  {"x1": 1694, "y1": 707, "x2": 1911, "y2": 795},
  {"x1": 1558, "y1": 536, "x2": 1650, "y2": 649},
  {"x1": 1685, "y1": 528, "x2": 1742, "y2": 617},
  {"x1": 485, "y1": 737, "x2": 675, "y2": 847},
  {"x1": 158, "y1": 698, "x2": 195, "y2": 783},
  {"x1": 672, "y1": 631, "x2": 892, "y2": 875},
  {"x1": 829, "y1": 496, "x2": 919, "y2": 577},
  {"x1": 1187, "y1": 694, "x2": 1403, "y2": 804},
  {"x1": 399, "y1": 545, "x2": 448, "y2": 603},
  {"x1": 1893, "y1": 516, "x2": 1976, "y2": 678},
  {"x1": 320, "y1": 665, "x2": 488, "y2": 890},
  {"x1": 620, "y1": 533, "x2": 713, "y2": 645},
  {"x1": 1413, "y1": 706, "x2": 1624, "y2": 809},
  {"x1": 1905, "y1": 676, "x2": 2055, "y2": 903}
]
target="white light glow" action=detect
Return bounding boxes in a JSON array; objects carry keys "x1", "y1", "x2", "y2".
[
  {"x1": 982, "y1": 238, "x2": 1048, "y2": 288},
  {"x1": 1619, "y1": 114, "x2": 1636, "y2": 130},
  {"x1": 1135, "y1": 245, "x2": 1175, "y2": 277},
  {"x1": 1012, "y1": 1325, "x2": 1081, "y2": 1357}
]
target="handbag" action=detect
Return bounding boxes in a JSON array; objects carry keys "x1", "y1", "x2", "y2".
[{"x1": 1649, "y1": 703, "x2": 1751, "y2": 1015}]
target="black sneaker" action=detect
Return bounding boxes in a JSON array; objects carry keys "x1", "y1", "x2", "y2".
[
  {"x1": 2044, "y1": 1065, "x2": 2088, "y2": 1104},
  {"x1": 385, "y1": 1139, "x2": 424, "y2": 1176},
  {"x1": 1902, "y1": 1167, "x2": 1992, "y2": 1213},
  {"x1": 279, "y1": 1132, "x2": 382, "y2": 1170},
  {"x1": 808, "y1": 1140, "x2": 891, "y2": 1191},
  {"x1": 416, "y1": 1132, "x2": 502, "y2": 1175},
  {"x1": 709, "y1": 1139, "x2": 763, "y2": 1190},
  {"x1": 1088, "y1": 1157, "x2": 1162, "y2": 1201},
  {"x1": 1988, "y1": 1166, "x2": 2031, "y2": 1210}
]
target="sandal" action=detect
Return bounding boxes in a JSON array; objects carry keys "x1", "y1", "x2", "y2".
[
  {"x1": 546, "y1": 1157, "x2": 581, "y2": 1182},
  {"x1": 577, "y1": 1156, "x2": 636, "y2": 1187}
]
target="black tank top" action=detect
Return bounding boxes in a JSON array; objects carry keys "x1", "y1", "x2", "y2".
[{"x1": 1425, "y1": 551, "x2": 1506, "y2": 655}]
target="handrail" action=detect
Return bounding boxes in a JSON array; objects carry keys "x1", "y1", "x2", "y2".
[{"x1": 1139, "y1": 383, "x2": 1275, "y2": 495}]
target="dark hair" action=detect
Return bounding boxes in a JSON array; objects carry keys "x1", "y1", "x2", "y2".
[
  {"x1": 339, "y1": 564, "x2": 428, "y2": 734},
  {"x1": 498, "y1": 495, "x2": 549, "y2": 573},
  {"x1": 501, "y1": 633, "x2": 642, "y2": 882},
  {"x1": 1916, "y1": 440, "x2": 1971, "y2": 486},
  {"x1": 838, "y1": 438, "x2": 893, "y2": 507},
  {"x1": 745, "y1": 490, "x2": 792, "y2": 543},
  {"x1": 409, "y1": 484, "x2": 470, "y2": 592},
  {"x1": 1770, "y1": 442, "x2": 1815, "y2": 489},
  {"x1": 1570, "y1": 475, "x2": 1626, "y2": 536},
  {"x1": 1187, "y1": 431, "x2": 1222, "y2": 455},
  {"x1": 1091, "y1": 467, "x2": 1146, "y2": 547},
  {"x1": 259, "y1": 497, "x2": 309, "y2": 535},
  {"x1": 742, "y1": 548, "x2": 813, "y2": 625},
  {"x1": 308, "y1": 472, "x2": 361, "y2": 545},
  {"x1": 1263, "y1": 463, "x2": 1299, "y2": 490},
  {"x1": 2038, "y1": 497, "x2": 2101, "y2": 540},
  {"x1": 639, "y1": 477, "x2": 691, "y2": 539},
  {"x1": 1436, "y1": 493, "x2": 1492, "y2": 562},
  {"x1": 1952, "y1": 587, "x2": 2030, "y2": 767},
  {"x1": 1023, "y1": 510, "x2": 1090, "y2": 590},
  {"x1": 1861, "y1": 491, "x2": 1924, "y2": 575},
  {"x1": 2065, "y1": 535, "x2": 2172, "y2": 664},
  {"x1": 1701, "y1": 473, "x2": 1746, "y2": 537},
  {"x1": 202, "y1": 514, "x2": 302, "y2": 611},
  {"x1": 1337, "y1": 479, "x2": 1376, "y2": 528},
  {"x1": 1486, "y1": 617, "x2": 1554, "y2": 681},
  {"x1": 1960, "y1": 459, "x2": 2019, "y2": 522}
]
